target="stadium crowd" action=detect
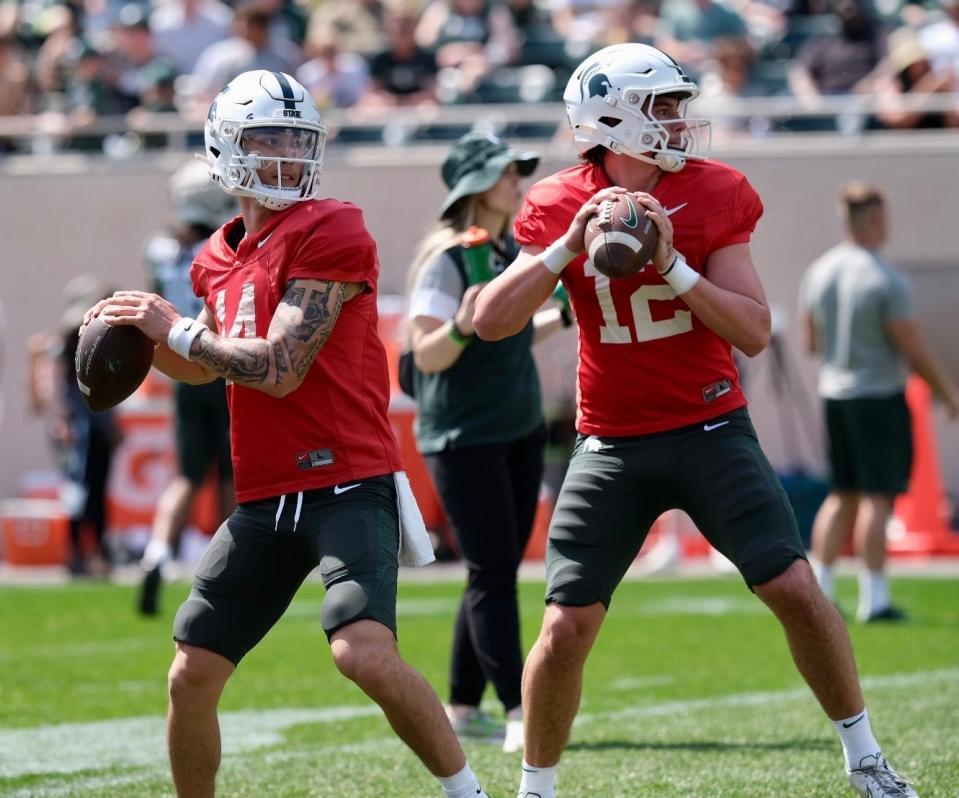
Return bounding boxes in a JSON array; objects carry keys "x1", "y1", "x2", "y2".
[{"x1": 0, "y1": 0, "x2": 958, "y2": 152}]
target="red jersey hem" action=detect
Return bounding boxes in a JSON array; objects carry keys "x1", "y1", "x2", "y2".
[
  {"x1": 234, "y1": 460, "x2": 404, "y2": 504},
  {"x1": 577, "y1": 397, "x2": 748, "y2": 438}
]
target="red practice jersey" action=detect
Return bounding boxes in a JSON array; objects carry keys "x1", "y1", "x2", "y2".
[
  {"x1": 192, "y1": 199, "x2": 403, "y2": 503},
  {"x1": 514, "y1": 159, "x2": 763, "y2": 436}
]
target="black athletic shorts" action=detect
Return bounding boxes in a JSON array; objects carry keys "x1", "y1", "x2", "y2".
[
  {"x1": 174, "y1": 380, "x2": 232, "y2": 485},
  {"x1": 173, "y1": 474, "x2": 399, "y2": 664},
  {"x1": 824, "y1": 394, "x2": 912, "y2": 496},
  {"x1": 546, "y1": 408, "x2": 806, "y2": 607}
]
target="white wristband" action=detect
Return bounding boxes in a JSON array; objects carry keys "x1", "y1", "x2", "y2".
[
  {"x1": 167, "y1": 316, "x2": 208, "y2": 360},
  {"x1": 660, "y1": 253, "x2": 700, "y2": 296},
  {"x1": 541, "y1": 240, "x2": 577, "y2": 275}
]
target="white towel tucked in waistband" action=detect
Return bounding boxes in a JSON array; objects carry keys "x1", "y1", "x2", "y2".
[{"x1": 394, "y1": 471, "x2": 435, "y2": 567}]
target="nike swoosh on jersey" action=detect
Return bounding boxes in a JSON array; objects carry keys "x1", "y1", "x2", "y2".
[
  {"x1": 703, "y1": 421, "x2": 729, "y2": 431},
  {"x1": 257, "y1": 232, "x2": 274, "y2": 248},
  {"x1": 664, "y1": 203, "x2": 688, "y2": 217},
  {"x1": 620, "y1": 196, "x2": 639, "y2": 228},
  {"x1": 333, "y1": 483, "x2": 361, "y2": 495}
]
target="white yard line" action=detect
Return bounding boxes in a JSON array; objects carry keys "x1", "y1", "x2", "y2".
[{"x1": 1, "y1": 668, "x2": 955, "y2": 784}]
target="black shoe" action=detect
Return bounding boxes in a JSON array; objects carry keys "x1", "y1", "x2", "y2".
[
  {"x1": 862, "y1": 605, "x2": 908, "y2": 623},
  {"x1": 138, "y1": 565, "x2": 162, "y2": 616}
]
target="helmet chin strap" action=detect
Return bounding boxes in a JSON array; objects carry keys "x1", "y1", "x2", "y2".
[{"x1": 654, "y1": 151, "x2": 686, "y2": 173}]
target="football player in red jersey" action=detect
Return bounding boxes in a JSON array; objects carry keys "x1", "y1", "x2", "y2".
[
  {"x1": 82, "y1": 71, "x2": 491, "y2": 798},
  {"x1": 474, "y1": 45, "x2": 919, "y2": 798}
]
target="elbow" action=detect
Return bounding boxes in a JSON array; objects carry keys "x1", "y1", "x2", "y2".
[
  {"x1": 266, "y1": 378, "x2": 302, "y2": 399},
  {"x1": 740, "y1": 314, "x2": 771, "y2": 358},
  {"x1": 473, "y1": 309, "x2": 512, "y2": 341}
]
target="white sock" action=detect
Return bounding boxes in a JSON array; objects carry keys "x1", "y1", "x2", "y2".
[
  {"x1": 857, "y1": 570, "x2": 889, "y2": 620},
  {"x1": 519, "y1": 760, "x2": 556, "y2": 797},
  {"x1": 141, "y1": 540, "x2": 173, "y2": 571},
  {"x1": 833, "y1": 709, "x2": 881, "y2": 770},
  {"x1": 811, "y1": 558, "x2": 834, "y2": 601},
  {"x1": 438, "y1": 763, "x2": 483, "y2": 798}
]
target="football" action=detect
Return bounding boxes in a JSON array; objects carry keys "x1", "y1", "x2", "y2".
[
  {"x1": 584, "y1": 194, "x2": 659, "y2": 279},
  {"x1": 75, "y1": 316, "x2": 155, "y2": 411}
]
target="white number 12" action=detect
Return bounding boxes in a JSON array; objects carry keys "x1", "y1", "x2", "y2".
[{"x1": 585, "y1": 259, "x2": 693, "y2": 343}]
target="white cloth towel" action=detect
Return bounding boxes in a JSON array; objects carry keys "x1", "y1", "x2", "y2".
[{"x1": 394, "y1": 471, "x2": 435, "y2": 567}]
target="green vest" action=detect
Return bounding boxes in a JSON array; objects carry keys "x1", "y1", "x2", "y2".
[{"x1": 413, "y1": 242, "x2": 543, "y2": 453}]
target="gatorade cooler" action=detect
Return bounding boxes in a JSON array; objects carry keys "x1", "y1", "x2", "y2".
[{"x1": 0, "y1": 499, "x2": 70, "y2": 565}]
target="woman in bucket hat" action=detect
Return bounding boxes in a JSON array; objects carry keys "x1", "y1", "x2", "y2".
[{"x1": 405, "y1": 131, "x2": 574, "y2": 754}]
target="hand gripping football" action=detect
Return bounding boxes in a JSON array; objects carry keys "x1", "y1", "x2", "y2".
[
  {"x1": 584, "y1": 194, "x2": 659, "y2": 279},
  {"x1": 75, "y1": 316, "x2": 155, "y2": 411}
]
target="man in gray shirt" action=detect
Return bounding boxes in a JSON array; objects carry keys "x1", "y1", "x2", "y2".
[{"x1": 800, "y1": 181, "x2": 958, "y2": 623}]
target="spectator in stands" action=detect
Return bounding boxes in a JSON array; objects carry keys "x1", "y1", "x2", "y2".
[
  {"x1": 801, "y1": 181, "x2": 959, "y2": 624},
  {"x1": 698, "y1": 36, "x2": 775, "y2": 134},
  {"x1": 190, "y1": 0, "x2": 299, "y2": 105},
  {"x1": 27, "y1": 274, "x2": 120, "y2": 577},
  {"x1": 138, "y1": 160, "x2": 236, "y2": 616},
  {"x1": 150, "y1": 0, "x2": 232, "y2": 75},
  {"x1": 788, "y1": 0, "x2": 886, "y2": 110},
  {"x1": 34, "y1": 4, "x2": 83, "y2": 100},
  {"x1": 875, "y1": 28, "x2": 959, "y2": 128},
  {"x1": 550, "y1": 0, "x2": 629, "y2": 50},
  {"x1": 305, "y1": 0, "x2": 386, "y2": 59},
  {"x1": 364, "y1": 2, "x2": 438, "y2": 107},
  {"x1": 296, "y1": 27, "x2": 370, "y2": 108},
  {"x1": 110, "y1": 4, "x2": 178, "y2": 110},
  {"x1": 405, "y1": 131, "x2": 568, "y2": 754},
  {"x1": 416, "y1": 0, "x2": 519, "y2": 100},
  {"x1": 64, "y1": 40, "x2": 132, "y2": 121},
  {"x1": 0, "y1": 32, "x2": 31, "y2": 118},
  {"x1": 919, "y1": 0, "x2": 959, "y2": 85},
  {"x1": 655, "y1": 0, "x2": 750, "y2": 75}
]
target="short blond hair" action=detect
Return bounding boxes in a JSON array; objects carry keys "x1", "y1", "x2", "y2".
[{"x1": 840, "y1": 181, "x2": 885, "y2": 226}]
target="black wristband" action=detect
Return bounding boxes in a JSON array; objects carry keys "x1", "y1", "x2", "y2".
[{"x1": 559, "y1": 305, "x2": 574, "y2": 328}]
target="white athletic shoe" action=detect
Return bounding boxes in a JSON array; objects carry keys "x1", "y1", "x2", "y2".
[
  {"x1": 847, "y1": 754, "x2": 918, "y2": 797},
  {"x1": 502, "y1": 718, "x2": 524, "y2": 753}
]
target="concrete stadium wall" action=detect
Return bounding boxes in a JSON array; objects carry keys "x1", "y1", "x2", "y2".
[{"x1": 2, "y1": 133, "x2": 958, "y2": 510}]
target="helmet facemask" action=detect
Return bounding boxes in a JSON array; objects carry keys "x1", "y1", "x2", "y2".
[{"x1": 216, "y1": 123, "x2": 325, "y2": 211}]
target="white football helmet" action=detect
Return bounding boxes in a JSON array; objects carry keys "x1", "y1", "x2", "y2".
[
  {"x1": 203, "y1": 70, "x2": 327, "y2": 211},
  {"x1": 564, "y1": 44, "x2": 710, "y2": 173}
]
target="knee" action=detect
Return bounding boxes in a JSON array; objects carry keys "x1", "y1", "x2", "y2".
[
  {"x1": 330, "y1": 627, "x2": 396, "y2": 692},
  {"x1": 537, "y1": 607, "x2": 597, "y2": 667},
  {"x1": 168, "y1": 647, "x2": 230, "y2": 709},
  {"x1": 755, "y1": 560, "x2": 821, "y2": 616}
]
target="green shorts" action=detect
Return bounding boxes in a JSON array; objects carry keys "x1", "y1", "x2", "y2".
[
  {"x1": 824, "y1": 394, "x2": 912, "y2": 496},
  {"x1": 546, "y1": 408, "x2": 806, "y2": 607},
  {"x1": 174, "y1": 380, "x2": 232, "y2": 485},
  {"x1": 173, "y1": 474, "x2": 399, "y2": 664}
]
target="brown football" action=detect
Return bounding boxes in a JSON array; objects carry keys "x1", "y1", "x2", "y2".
[
  {"x1": 584, "y1": 194, "x2": 659, "y2": 279},
  {"x1": 75, "y1": 316, "x2": 155, "y2": 411}
]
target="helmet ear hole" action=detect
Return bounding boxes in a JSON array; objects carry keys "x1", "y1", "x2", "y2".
[{"x1": 598, "y1": 116, "x2": 622, "y2": 128}]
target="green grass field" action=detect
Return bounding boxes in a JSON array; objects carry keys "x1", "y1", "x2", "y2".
[{"x1": 1, "y1": 573, "x2": 957, "y2": 797}]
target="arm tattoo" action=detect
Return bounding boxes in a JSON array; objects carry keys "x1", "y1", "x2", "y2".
[{"x1": 191, "y1": 278, "x2": 351, "y2": 391}]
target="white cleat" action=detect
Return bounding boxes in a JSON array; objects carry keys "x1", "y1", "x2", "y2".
[
  {"x1": 502, "y1": 718, "x2": 524, "y2": 753},
  {"x1": 847, "y1": 754, "x2": 919, "y2": 797}
]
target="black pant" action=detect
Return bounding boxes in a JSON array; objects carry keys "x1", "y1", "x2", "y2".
[{"x1": 425, "y1": 425, "x2": 546, "y2": 712}]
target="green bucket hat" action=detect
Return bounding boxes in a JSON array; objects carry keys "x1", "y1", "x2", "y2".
[{"x1": 440, "y1": 132, "x2": 539, "y2": 217}]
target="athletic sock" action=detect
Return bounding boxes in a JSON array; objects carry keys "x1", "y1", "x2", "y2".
[
  {"x1": 857, "y1": 570, "x2": 889, "y2": 620},
  {"x1": 438, "y1": 763, "x2": 483, "y2": 798},
  {"x1": 834, "y1": 709, "x2": 881, "y2": 770},
  {"x1": 519, "y1": 760, "x2": 556, "y2": 797},
  {"x1": 141, "y1": 540, "x2": 172, "y2": 571},
  {"x1": 811, "y1": 558, "x2": 835, "y2": 601}
]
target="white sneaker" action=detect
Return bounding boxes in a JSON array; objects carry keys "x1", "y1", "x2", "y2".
[
  {"x1": 502, "y1": 718, "x2": 523, "y2": 753},
  {"x1": 847, "y1": 754, "x2": 918, "y2": 797},
  {"x1": 517, "y1": 792, "x2": 551, "y2": 798}
]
